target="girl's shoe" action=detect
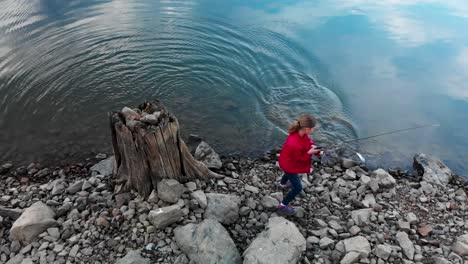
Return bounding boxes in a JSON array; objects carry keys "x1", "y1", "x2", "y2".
[
  {"x1": 277, "y1": 204, "x2": 296, "y2": 215},
  {"x1": 276, "y1": 180, "x2": 292, "y2": 190}
]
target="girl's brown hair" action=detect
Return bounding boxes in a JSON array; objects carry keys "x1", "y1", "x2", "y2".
[{"x1": 288, "y1": 113, "x2": 317, "y2": 134}]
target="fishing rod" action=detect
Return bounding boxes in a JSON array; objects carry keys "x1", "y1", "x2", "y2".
[{"x1": 320, "y1": 123, "x2": 440, "y2": 163}]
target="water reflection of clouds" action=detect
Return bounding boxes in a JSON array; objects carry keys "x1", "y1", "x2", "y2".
[{"x1": 237, "y1": 0, "x2": 466, "y2": 47}]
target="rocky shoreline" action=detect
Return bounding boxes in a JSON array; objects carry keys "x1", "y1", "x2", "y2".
[{"x1": 0, "y1": 140, "x2": 467, "y2": 264}]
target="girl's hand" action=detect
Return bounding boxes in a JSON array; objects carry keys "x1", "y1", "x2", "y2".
[{"x1": 307, "y1": 145, "x2": 321, "y2": 155}]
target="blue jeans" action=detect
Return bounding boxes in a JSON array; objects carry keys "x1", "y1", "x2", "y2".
[{"x1": 280, "y1": 173, "x2": 302, "y2": 206}]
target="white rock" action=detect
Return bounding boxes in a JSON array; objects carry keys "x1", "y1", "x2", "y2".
[{"x1": 10, "y1": 202, "x2": 56, "y2": 245}]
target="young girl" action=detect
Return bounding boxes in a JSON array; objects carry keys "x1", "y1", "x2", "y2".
[{"x1": 277, "y1": 113, "x2": 321, "y2": 215}]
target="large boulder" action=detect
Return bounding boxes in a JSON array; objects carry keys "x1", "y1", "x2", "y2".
[
  {"x1": 243, "y1": 217, "x2": 306, "y2": 264},
  {"x1": 90, "y1": 156, "x2": 115, "y2": 177},
  {"x1": 413, "y1": 153, "x2": 452, "y2": 185},
  {"x1": 116, "y1": 250, "x2": 150, "y2": 264},
  {"x1": 174, "y1": 218, "x2": 241, "y2": 264},
  {"x1": 204, "y1": 193, "x2": 240, "y2": 225},
  {"x1": 157, "y1": 179, "x2": 185, "y2": 203},
  {"x1": 194, "y1": 141, "x2": 222, "y2": 169},
  {"x1": 148, "y1": 204, "x2": 184, "y2": 229},
  {"x1": 10, "y1": 202, "x2": 57, "y2": 245}
]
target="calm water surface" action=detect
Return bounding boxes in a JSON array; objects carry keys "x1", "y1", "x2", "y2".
[{"x1": 1, "y1": 0, "x2": 467, "y2": 175}]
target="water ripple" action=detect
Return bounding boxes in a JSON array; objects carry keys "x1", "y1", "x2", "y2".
[{"x1": 0, "y1": 0, "x2": 356, "y2": 164}]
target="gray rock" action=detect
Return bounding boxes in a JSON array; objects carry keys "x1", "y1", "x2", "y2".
[
  {"x1": 343, "y1": 236, "x2": 371, "y2": 257},
  {"x1": 452, "y1": 234, "x2": 468, "y2": 256},
  {"x1": 243, "y1": 217, "x2": 306, "y2": 264},
  {"x1": 261, "y1": 195, "x2": 279, "y2": 209},
  {"x1": 147, "y1": 190, "x2": 159, "y2": 203},
  {"x1": 320, "y1": 237, "x2": 335, "y2": 249},
  {"x1": 50, "y1": 180, "x2": 67, "y2": 196},
  {"x1": 185, "y1": 182, "x2": 197, "y2": 192},
  {"x1": 204, "y1": 193, "x2": 240, "y2": 225},
  {"x1": 116, "y1": 250, "x2": 150, "y2": 264},
  {"x1": 0, "y1": 206, "x2": 23, "y2": 220},
  {"x1": 341, "y1": 158, "x2": 356, "y2": 169},
  {"x1": 351, "y1": 209, "x2": 372, "y2": 227},
  {"x1": 148, "y1": 204, "x2": 184, "y2": 229},
  {"x1": 66, "y1": 180, "x2": 84, "y2": 194},
  {"x1": 372, "y1": 169, "x2": 396, "y2": 189},
  {"x1": 10, "y1": 202, "x2": 56, "y2": 245},
  {"x1": 344, "y1": 169, "x2": 357, "y2": 180},
  {"x1": 174, "y1": 254, "x2": 189, "y2": 264},
  {"x1": 20, "y1": 258, "x2": 33, "y2": 264},
  {"x1": 245, "y1": 185, "x2": 259, "y2": 194},
  {"x1": 174, "y1": 218, "x2": 241, "y2": 264},
  {"x1": 374, "y1": 244, "x2": 392, "y2": 260},
  {"x1": 340, "y1": 251, "x2": 361, "y2": 264},
  {"x1": 140, "y1": 113, "x2": 160, "y2": 124},
  {"x1": 69, "y1": 245, "x2": 79, "y2": 258},
  {"x1": 90, "y1": 156, "x2": 115, "y2": 177},
  {"x1": 406, "y1": 213, "x2": 418, "y2": 225},
  {"x1": 47, "y1": 228, "x2": 60, "y2": 239},
  {"x1": 398, "y1": 220, "x2": 410, "y2": 232},
  {"x1": 432, "y1": 257, "x2": 451, "y2": 264},
  {"x1": 191, "y1": 191, "x2": 207, "y2": 209},
  {"x1": 158, "y1": 179, "x2": 185, "y2": 204},
  {"x1": 396, "y1": 232, "x2": 414, "y2": 260},
  {"x1": 194, "y1": 141, "x2": 222, "y2": 169},
  {"x1": 413, "y1": 153, "x2": 452, "y2": 186},
  {"x1": 6, "y1": 254, "x2": 23, "y2": 264}
]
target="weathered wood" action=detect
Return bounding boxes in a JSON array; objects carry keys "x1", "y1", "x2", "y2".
[{"x1": 110, "y1": 101, "x2": 222, "y2": 197}]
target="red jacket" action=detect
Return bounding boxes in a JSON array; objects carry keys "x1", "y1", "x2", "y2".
[{"x1": 278, "y1": 132, "x2": 317, "y2": 174}]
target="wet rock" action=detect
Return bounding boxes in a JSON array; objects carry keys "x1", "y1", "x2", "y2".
[
  {"x1": 148, "y1": 205, "x2": 184, "y2": 229},
  {"x1": 174, "y1": 218, "x2": 241, "y2": 264},
  {"x1": 243, "y1": 217, "x2": 306, "y2": 264},
  {"x1": 158, "y1": 179, "x2": 185, "y2": 204},
  {"x1": 194, "y1": 141, "x2": 222, "y2": 169},
  {"x1": 413, "y1": 153, "x2": 452, "y2": 186},
  {"x1": 116, "y1": 250, "x2": 150, "y2": 264},
  {"x1": 10, "y1": 202, "x2": 56, "y2": 245},
  {"x1": 204, "y1": 193, "x2": 240, "y2": 225}
]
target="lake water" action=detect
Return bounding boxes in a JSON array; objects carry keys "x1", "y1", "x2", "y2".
[{"x1": 1, "y1": 0, "x2": 467, "y2": 176}]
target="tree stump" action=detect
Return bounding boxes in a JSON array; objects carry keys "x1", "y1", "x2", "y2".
[{"x1": 109, "y1": 101, "x2": 222, "y2": 197}]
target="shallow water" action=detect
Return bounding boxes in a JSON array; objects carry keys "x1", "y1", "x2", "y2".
[{"x1": 0, "y1": 0, "x2": 467, "y2": 176}]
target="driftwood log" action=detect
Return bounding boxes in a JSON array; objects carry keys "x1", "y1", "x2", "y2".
[{"x1": 109, "y1": 101, "x2": 223, "y2": 197}]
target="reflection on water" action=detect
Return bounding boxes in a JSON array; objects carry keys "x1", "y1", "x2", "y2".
[{"x1": 0, "y1": 0, "x2": 467, "y2": 176}]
